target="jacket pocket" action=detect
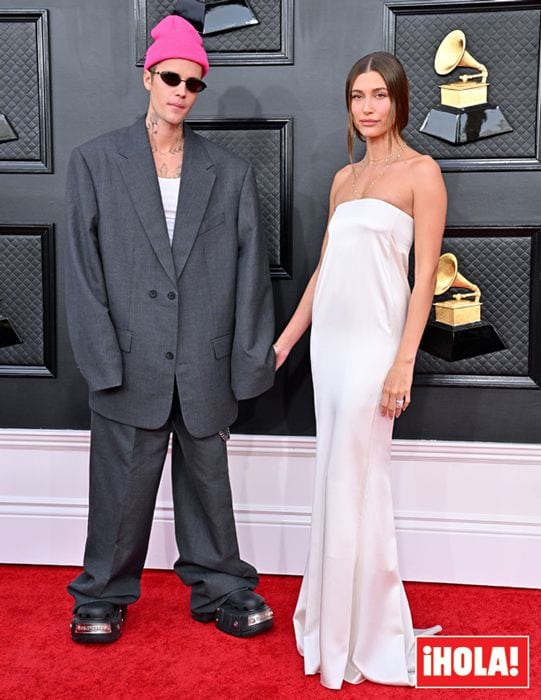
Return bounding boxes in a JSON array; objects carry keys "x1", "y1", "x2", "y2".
[
  {"x1": 115, "y1": 328, "x2": 133, "y2": 353},
  {"x1": 212, "y1": 333, "x2": 233, "y2": 359}
]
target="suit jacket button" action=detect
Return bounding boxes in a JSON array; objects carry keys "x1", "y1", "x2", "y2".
[
  {"x1": 148, "y1": 290, "x2": 158, "y2": 298},
  {"x1": 167, "y1": 291, "x2": 176, "y2": 300},
  {"x1": 165, "y1": 352, "x2": 174, "y2": 360}
]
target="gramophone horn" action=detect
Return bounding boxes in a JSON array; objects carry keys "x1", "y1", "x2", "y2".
[
  {"x1": 434, "y1": 29, "x2": 488, "y2": 82},
  {"x1": 435, "y1": 252, "x2": 458, "y2": 295},
  {"x1": 435, "y1": 253, "x2": 481, "y2": 302}
]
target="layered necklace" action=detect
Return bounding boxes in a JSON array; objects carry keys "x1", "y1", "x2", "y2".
[{"x1": 352, "y1": 146, "x2": 403, "y2": 200}]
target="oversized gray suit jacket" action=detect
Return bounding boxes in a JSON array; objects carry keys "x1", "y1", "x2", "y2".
[{"x1": 65, "y1": 117, "x2": 275, "y2": 437}]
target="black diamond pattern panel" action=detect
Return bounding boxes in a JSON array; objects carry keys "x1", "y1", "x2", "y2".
[
  {"x1": 144, "y1": 0, "x2": 282, "y2": 54},
  {"x1": 193, "y1": 126, "x2": 283, "y2": 265},
  {"x1": 0, "y1": 235, "x2": 44, "y2": 366},
  {"x1": 392, "y1": 8, "x2": 540, "y2": 160},
  {"x1": 416, "y1": 236, "x2": 531, "y2": 376},
  {"x1": 0, "y1": 19, "x2": 41, "y2": 161}
]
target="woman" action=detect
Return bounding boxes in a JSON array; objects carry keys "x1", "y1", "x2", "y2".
[{"x1": 274, "y1": 52, "x2": 447, "y2": 689}]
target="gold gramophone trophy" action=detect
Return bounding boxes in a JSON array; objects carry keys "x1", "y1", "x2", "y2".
[
  {"x1": 420, "y1": 253, "x2": 505, "y2": 361},
  {"x1": 419, "y1": 29, "x2": 512, "y2": 144}
]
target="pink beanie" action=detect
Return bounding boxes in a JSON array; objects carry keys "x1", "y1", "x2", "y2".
[{"x1": 144, "y1": 15, "x2": 209, "y2": 76}]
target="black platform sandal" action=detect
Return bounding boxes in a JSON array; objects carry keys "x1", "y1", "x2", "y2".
[
  {"x1": 71, "y1": 602, "x2": 127, "y2": 643},
  {"x1": 192, "y1": 589, "x2": 273, "y2": 637}
]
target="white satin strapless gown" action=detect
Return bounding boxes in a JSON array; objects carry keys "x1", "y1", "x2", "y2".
[{"x1": 293, "y1": 198, "x2": 439, "y2": 690}]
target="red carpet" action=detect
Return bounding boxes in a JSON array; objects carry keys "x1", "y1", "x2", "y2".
[{"x1": 0, "y1": 565, "x2": 538, "y2": 699}]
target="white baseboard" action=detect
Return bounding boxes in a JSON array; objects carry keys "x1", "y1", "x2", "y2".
[{"x1": 1, "y1": 430, "x2": 540, "y2": 588}]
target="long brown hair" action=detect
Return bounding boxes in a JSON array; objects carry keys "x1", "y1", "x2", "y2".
[{"x1": 345, "y1": 52, "x2": 409, "y2": 161}]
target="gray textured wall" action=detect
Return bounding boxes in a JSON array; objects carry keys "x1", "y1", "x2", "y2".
[{"x1": 1, "y1": 0, "x2": 540, "y2": 442}]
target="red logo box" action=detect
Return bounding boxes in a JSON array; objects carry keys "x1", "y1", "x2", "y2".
[{"x1": 416, "y1": 635, "x2": 529, "y2": 688}]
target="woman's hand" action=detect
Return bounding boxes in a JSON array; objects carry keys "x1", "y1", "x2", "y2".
[
  {"x1": 273, "y1": 343, "x2": 290, "y2": 371},
  {"x1": 380, "y1": 358, "x2": 414, "y2": 419}
]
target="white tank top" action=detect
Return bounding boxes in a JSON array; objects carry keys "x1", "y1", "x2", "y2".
[{"x1": 158, "y1": 177, "x2": 181, "y2": 245}]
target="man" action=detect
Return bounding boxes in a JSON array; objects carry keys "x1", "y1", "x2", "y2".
[{"x1": 65, "y1": 14, "x2": 275, "y2": 642}]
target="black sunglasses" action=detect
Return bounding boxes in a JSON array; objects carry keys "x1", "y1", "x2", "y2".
[{"x1": 149, "y1": 69, "x2": 207, "y2": 93}]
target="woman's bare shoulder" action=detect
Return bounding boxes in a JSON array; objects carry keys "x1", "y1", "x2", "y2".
[
  {"x1": 404, "y1": 151, "x2": 441, "y2": 177},
  {"x1": 328, "y1": 163, "x2": 355, "y2": 204},
  {"x1": 333, "y1": 162, "x2": 354, "y2": 184}
]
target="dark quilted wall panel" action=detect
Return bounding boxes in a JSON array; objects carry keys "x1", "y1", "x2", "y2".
[
  {"x1": 136, "y1": 0, "x2": 292, "y2": 64},
  {"x1": 0, "y1": 11, "x2": 51, "y2": 172},
  {"x1": 387, "y1": 4, "x2": 541, "y2": 165},
  {"x1": 191, "y1": 119, "x2": 291, "y2": 276},
  {"x1": 0, "y1": 226, "x2": 54, "y2": 375},
  {"x1": 0, "y1": 235, "x2": 43, "y2": 365},
  {"x1": 415, "y1": 234, "x2": 532, "y2": 378},
  {"x1": 0, "y1": 21, "x2": 40, "y2": 160}
]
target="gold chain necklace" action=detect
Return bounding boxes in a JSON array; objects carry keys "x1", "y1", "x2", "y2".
[
  {"x1": 366, "y1": 152, "x2": 398, "y2": 165},
  {"x1": 352, "y1": 149, "x2": 402, "y2": 199}
]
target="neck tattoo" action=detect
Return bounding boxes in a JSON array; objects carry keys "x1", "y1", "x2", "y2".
[{"x1": 146, "y1": 113, "x2": 184, "y2": 156}]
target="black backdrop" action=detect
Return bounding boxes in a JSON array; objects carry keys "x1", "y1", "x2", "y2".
[{"x1": 1, "y1": 0, "x2": 540, "y2": 443}]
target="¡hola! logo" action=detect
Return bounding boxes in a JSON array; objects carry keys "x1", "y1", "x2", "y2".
[{"x1": 416, "y1": 636, "x2": 529, "y2": 688}]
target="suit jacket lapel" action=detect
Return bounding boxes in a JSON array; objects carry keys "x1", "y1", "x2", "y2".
[
  {"x1": 115, "y1": 117, "x2": 177, "y2": 286},
  {"x1": 171, "y1": 124, "x2": 216, "y2": 279}
]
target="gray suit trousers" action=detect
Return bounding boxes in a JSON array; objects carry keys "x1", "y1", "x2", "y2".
[{"x1": 68, "y1": 389, "x2": 258, "y2": 613}]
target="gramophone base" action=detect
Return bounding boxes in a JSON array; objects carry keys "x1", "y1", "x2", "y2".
[
  {"x1": 0, "y1": 113, "x2": 18, "y2": 144},
  {"x1": 204, "y1": 1, "x2": 259, "y2": 35},
  {"x1": 174, "y1": 0, "x2": 259, "y2": 35},
  {"x1": 420, "y1": 320, "x2": 505, "y2": 361},
  {"x1": 0, "y1": 317, "x2": 22, "y2": 349},
  {"x1": 419, "y1": 103, "x2": 513, "y2": 144}
]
